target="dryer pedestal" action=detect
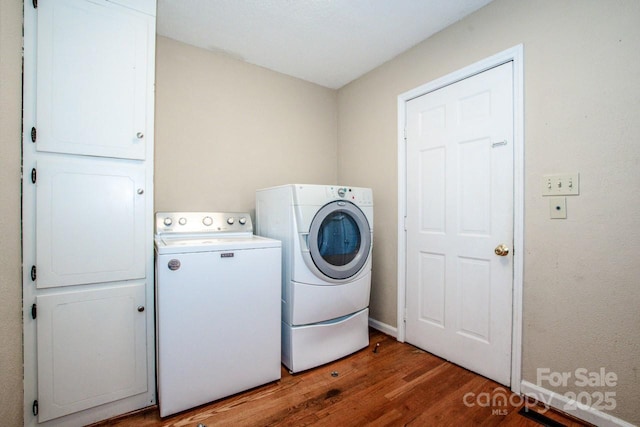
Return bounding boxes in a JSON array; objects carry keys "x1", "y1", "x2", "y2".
[{"x1": 282, "y1": 308, "x2": 369, "y2": 373}]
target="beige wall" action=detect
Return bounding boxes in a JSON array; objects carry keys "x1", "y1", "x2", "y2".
[
  {"x1": 154, "y1": 36, "x2": 338, "y2": 213},
  {"x1": 338, "y1": 0, "x2": 640, "y2": 424},
  {"x1": 0, "y1": 0, "x2": 24, "y2": 425}
]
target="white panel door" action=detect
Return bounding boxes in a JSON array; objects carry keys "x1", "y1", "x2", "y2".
[
  {"x1": 405, "y1": 62, "x2": 514, "y2": 385},
  {"x1": 36, "y1": 156, "x2": 146, "y2": 288},
  {"x1": 36, "y1": 282, "x2": 148, "y2": 422},
  {"x1": 36, "y1": 0, "x2": 150, "y2": 159}
]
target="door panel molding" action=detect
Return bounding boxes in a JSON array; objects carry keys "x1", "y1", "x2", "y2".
[{"x1": 397, "y1": 44, "x2": 524, "y2": 394}]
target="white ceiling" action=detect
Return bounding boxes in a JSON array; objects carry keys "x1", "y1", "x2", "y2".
[{"x1": 156, "y1": 0, "x2": 493, "y2": 89}]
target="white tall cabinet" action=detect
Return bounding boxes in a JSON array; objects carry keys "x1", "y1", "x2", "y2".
[{"x1": 22, "y1": 1, "x2": 157, "y2": 425}]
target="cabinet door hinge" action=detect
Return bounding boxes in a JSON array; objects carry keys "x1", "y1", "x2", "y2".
[
  {"x1": 31, "y1": 265, "x2": 37, "y2": 281},
  {"x1": 32, "y1": 399, "x2": 38, "y2": 416},
  {"x1": 31, "y1": 127, "x2": 37, "y2": 143},
  {"x1": 31, "y1": 303, "x2": 37, "y2": 319},
  {"x1": 32, "y1": 0, "x2": 37, "y2": 9},
  {"x1": 31, "y1": 168, "x2": 36, "y2": 184}
]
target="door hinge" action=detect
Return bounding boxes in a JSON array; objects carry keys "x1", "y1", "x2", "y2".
[
  {"x1": 31, "y1": 265, "x2": 37, "y2": 281},
  {"x1": 403, "y1": 308, "x2": 408, "y2": 322},
  {"x1": 31, "y1": 127, "x2": 36, "y2": 143},
  {"x1": 31, "y1": 303, "x2": 37, "y2": 319},
  {"x1": 32, "y1": 399, "x2": 38, "y2": 416},
  {"x1": 32, "y1": 0, "x2": 37, "y2": 9},
  {"x1": 31, "y1": 168, "x2": 36, "y2": 184}
]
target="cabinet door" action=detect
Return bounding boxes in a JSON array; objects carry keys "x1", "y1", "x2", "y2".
[
  {"x1": 36, "y1": 156, "x2": 146, "y2": 288},
  {"x1": 36, "y1": 282, "x2": 148, "y2": 422},
  {"x1": 36, "y1": 0, "x2": 151, "y2": 159}
]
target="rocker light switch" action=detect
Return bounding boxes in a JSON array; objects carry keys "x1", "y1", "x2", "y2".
[{"x1": 549, "y1": 197, "x2": 567, "y2": 219}]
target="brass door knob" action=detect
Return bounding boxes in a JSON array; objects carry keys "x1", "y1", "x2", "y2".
[{"x1": 494, "y1": 244, "x2": 509, "y2": 256}]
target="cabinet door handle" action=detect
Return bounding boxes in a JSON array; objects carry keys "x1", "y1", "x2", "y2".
[
  {"x1": 136, "y1": 132, "x2": 144, "y2": 139},
  {"x1": 137, "y1": 188, "x2": 144, "y2": 195},
  {"x1": 137, "y1": 306, "x2": 145, "y2": 312}
]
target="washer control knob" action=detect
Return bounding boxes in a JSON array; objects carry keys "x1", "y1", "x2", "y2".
[
  {"x1": 338, "y1": 187, "x2": 347, "y2": 198},
  {"x1": 239, "y1": 217, "x2": 247, "y2": 225},
  {"x1": 178, "y1": 217, "x2": 187, "y2": 226},
  {"x1": 227, "y1": 217, "x2": 235, "y2": 225},
  {"x1": 203, "y1": 216, "x2": 213, "y2": 226},
  {"x1": 163, "y1": 217, "x2": 173, "y2": 226}
]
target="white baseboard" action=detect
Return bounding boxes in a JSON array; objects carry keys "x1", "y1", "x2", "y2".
[
  {"x1": 520, "y1": 380, "x2": 635, "y2": 427},
  {"x1": 368, "y1": 318, "x2": 397, "y2": 338}
]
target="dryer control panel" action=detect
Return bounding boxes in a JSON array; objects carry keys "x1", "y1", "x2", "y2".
[
  {"x1": 291, "y1": 184, "x2": 373, "y2": 206},
  {"x1": 325, "y1": 186, "x2": 373, "y2": 206}
]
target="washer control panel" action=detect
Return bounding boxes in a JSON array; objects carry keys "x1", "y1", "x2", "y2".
[{"x1": 155, "y1": 212, "x2": 253, "y2": 234}]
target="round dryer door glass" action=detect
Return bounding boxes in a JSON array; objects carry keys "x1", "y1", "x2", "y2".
[{"x1": 308, "y1": 201, "x2": 371, "y2": 280}]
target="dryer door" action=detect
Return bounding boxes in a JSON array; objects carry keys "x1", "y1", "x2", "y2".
[{"x1": 308, "y1": 201, "x2": 371, "y2": 280}]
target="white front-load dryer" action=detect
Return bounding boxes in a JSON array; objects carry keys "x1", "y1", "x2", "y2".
[{"x1": 256, "y1": 184, "x2": 373, "y2": 372}]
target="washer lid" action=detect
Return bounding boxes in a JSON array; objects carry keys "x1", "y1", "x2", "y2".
[{"x1": 155, "y1": 234, "x2": 281, "y2": 255}]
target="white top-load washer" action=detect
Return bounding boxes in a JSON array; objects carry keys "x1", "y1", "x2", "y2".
[
  {"x1": 256, "y1": 184, "x2": 373, "y2": 372},
  {"x1": 154, "y1": 212, "x2": 281, "y2": 417}
]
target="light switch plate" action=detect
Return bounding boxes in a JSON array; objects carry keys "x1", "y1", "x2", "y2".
[
  {"x1": 542, "y1": 173, "x2": 579, "y2": 196},
  {"x1": 549, "y1": 197, "x2": 567, "y2": 219}
]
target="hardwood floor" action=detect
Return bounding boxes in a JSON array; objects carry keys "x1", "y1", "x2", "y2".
[{"x1": 98, "y1": 329, "x2": 590, "y2": 427}]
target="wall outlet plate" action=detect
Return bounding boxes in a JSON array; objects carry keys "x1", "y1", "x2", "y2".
[
  {"x1": 549, "y1": 197, "x2": 567, "y2": 219},
  {"x1": 542, "y1": 173, "x2": 579, "y2": 196}
]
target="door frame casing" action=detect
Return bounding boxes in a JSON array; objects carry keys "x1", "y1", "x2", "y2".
[{"x1": 396, "y1": 45, "x2": 524, "y2": 393}]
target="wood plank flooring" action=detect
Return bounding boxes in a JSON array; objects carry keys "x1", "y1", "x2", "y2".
[{"x1": 97, "y1": 329, "x2": 590, "y2": 427}]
